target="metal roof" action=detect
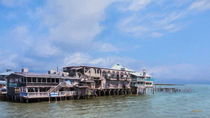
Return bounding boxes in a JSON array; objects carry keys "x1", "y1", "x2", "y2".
[
  {"x1": 130, "y1": 72, "x2": 143, "y2": 76},
  {"x1": 130, "y1": 72, "x2": 151, "y2": 77},
  {"x1": 0, "y1": 71, "x2": 13, "y2": 76},
  {"x1": 8, "y1": 72, "x2": 72, "y2": 79}
]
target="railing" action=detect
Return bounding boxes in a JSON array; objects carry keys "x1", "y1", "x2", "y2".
[
  {"x1": 146, "y1": 78, "x2": 154, "y2": 81},
  {"x1": 26, "y1": 82, "x2": 58, "y2": 86},
  {"x1": 59, "y1": 91, "x2": 76, "y2": 96},
  {"x1": 48, "y1": 82, "x2": 64, "y2": 93},
  {"x1": 132, "y1": 78, "x2": 145, "y2": 82},
  {"x1": 25, "y1": 91, "x2": 76, "y2": 98},
  {"x1": 109, "y1": 78, "x2": 117, "y2": 80},
  {"x1": 27, "y1": 92, "x2": 49, "y2": 98},
  {"x1": 0, "y1": 91, "x2": 7, "y2": 95},
  {"x1": 132, "y1": 84, "x2": 145, "y2": 87},
  {"x1": 48, "y1": 82, "x2": 74, "y2": 93},
  {"x1": 145, "y1": 84, "x2": 153, "y2": 87},
  {"x1": 132, "y1": 83, "x2": 153, "y2": 87}
]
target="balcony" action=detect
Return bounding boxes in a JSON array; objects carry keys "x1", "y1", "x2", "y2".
[
  {"x1": 21, "y1": 91, "x2": 76, "y2": 98},
  {"x1": 145, "y1": 78, "x2": 154, "y2": 81},
  {"x1": 26, "y1": 82, "x2": 59, "y2": 87}
]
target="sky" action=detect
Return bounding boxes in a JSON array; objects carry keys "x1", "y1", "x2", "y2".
[{"x1": 0, "y1": 0, "x2": 210, "y2": 84}]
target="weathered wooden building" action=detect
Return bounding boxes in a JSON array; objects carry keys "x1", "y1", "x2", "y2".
[
  {"x1": 5, "y1": 64, "x2": 154, "y2": 102},
  {"x1": 63, "y1": 64, "x2": 154, "y2": 96},
  {"x1": 6, "y1": 68, "x2": 88, "y2": 102}
]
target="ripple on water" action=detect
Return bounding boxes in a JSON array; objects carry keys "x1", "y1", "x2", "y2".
[{"x1": 1, "y1": 85, "x2": 210, "y2": 118}]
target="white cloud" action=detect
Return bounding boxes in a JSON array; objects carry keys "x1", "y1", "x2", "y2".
[
  {"x1": 0, "y1": 0, "x2": 120, "y2": 72},
  {"x1": 38, "y1": 0, "x2": 115, "y2": 46},
  {"x1": 63, "y1": 52, "x2": 138, "y2": 68},
  {"x1": 117, "y1": 0, "x2": 210, "y2": 38},
  {"x1": 11, "y1": 26, "x2": 32, "y2": 46},
  {"x1": 151, "y1": 32, "x2": 163, "y2": 38},
  {"x1": 64, "y1": 52, "x2": 90, "y2": 66},
  {"x1": 0, "y1": 54, "x2": 17, "y2": 71},
  {"x1": 4, "y1": 25, "x2": 61, "y2": 57},
  {"x1": 117, "y1": 15, "x2": 149, "y2": 37},
  {"x1": 147, "y1": 64, "x2": 210, "y2": 81},
  {"x1": 94, "y1": 43, "x2": 118, "y2": 52},
  {"x1": 126, "y1": 0, "x2": 152, "y2": 11},
  {"x1": 189, "y1": 0, "x2": 210, "y2": 11},
  {"x1": 117, "y1": 11, "x2": 185, "y2": 38},
  {"x1": 33, "y1": 41, "x2": 61, "y2": 57}
]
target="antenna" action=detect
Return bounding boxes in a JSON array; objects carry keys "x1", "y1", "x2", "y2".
[{"x1": 57, "y1": 66, "x2": 59, "y2": 72}]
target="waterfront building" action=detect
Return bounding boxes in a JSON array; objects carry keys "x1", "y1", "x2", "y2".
[
  {"x1": 6, "y1": 68, "x2": 85, "y2": 102},
  {"x1": 5, "y1": 64, "x2": 154, "y2": 102},
  {"x1": 130, "y1": 69, "x2": 154, "y2": 94},
  {"x1": 63, "y1": 64, "x2": 154, "y2": 96}
]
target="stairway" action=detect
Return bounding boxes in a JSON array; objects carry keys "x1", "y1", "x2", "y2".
[{"x1": 48, "y1": 82, "x2": 66, "y2": 93}]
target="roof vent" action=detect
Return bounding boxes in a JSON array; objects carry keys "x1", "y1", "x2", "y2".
[
  {"x1": 22, "y1": 68, "x2": 28, "y2": 73},
  {"x1": 48, "y1": 69, "x2": 57, "y2": 74}
]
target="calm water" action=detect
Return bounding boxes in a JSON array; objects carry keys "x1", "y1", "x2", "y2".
[{"x1": 1, "y1": 84, "x2": 210, "y2": 118}]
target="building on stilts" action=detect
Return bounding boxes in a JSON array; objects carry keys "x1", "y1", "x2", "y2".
[
  {"x1": 130, "y1": 69, "x2": 155, "y2": 94},
  {"x1": 5, "y1": 64, "x2": 154, "y2": 103}
]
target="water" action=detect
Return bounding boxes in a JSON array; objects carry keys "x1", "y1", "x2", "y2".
[{"x1": 1, "y1": 84, "x2": 210, "y2": 118}]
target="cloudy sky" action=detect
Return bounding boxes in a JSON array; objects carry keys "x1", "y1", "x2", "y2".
[{"x1": 0, "y1": 0, "x2": 210, "y2": 83}]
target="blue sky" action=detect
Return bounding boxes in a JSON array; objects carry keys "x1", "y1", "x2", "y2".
[{"x1": 0, "y1": 0, "x2": 210, "y2": 84}]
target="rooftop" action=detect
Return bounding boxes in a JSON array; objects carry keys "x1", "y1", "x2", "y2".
[
  {"x1": 64, "y1": 64, "x2": 135, "y2": 72},
  {"x1": 8, "y1": 72, "x2": 73, "y2": 79},
  {"x1": 0, "y1": 71, "x2": 13, "y2": 76}
]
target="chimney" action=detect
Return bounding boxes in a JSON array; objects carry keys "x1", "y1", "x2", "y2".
[
  {"x1": 22, "y1": 68, "x2": 28, "y2": 73},
  {"x1": 6, "y1": 69, "x2": 12, "y2": 72}
]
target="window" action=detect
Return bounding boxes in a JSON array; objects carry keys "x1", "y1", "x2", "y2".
[
  {"x1": 42, "y1": 78, "x2": 46, "y2": 82},
  {"x1": 56, "y1": 79, "x2": 59, "y2": 83},
  {"x1": 21, "y1": 78, "x2": 24, "y2": 82},
  {"x1": 38, "y1": 78, "x2": 41, "y2": 82},
  {"x1": 32, "y1": 78, "x2": 36, "y2": 82},
  {"x1": 27, "y1": 78, "x2": 31, "y2": 82},
  {"x1": 47, "y1": 78, "x2": 51, "y2": 82}
]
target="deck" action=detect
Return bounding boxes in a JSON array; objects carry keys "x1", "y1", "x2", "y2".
[{"x1": 22, "y1": 91, "x2": 76, "y2": 98}]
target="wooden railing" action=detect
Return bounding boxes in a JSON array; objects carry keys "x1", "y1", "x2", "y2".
[
  {"x1": 26, "y1": 82, "x2": 58, "y2": 86},
  {"x1": 26, "y1": 91, "x2": 76, "y2": 98}
]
